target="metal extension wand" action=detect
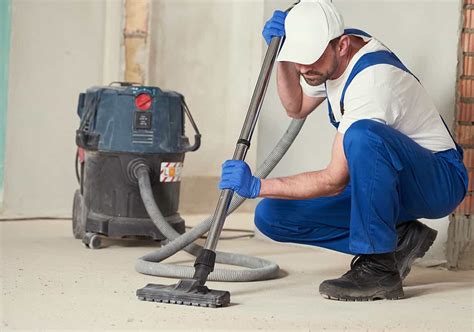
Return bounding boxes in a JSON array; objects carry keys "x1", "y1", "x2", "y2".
[{"x1": 191, "y1": 35, "x2": 283, "y2": 287}]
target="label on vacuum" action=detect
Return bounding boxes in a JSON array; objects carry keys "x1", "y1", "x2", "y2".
[
  {"x1": 134, "y1": 111, "x2": 152, "y2": 130},
  {"x1": 160, "y1": 162, "x2": 183, "y2": 182}
]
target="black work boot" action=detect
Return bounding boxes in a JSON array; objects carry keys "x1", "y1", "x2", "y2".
[
  {"x1": 319, "y1": 253, "x2": 404, "y2": 301},
  {"x1": 395, "y1": 220, "x2": 438, "y2": 279}
]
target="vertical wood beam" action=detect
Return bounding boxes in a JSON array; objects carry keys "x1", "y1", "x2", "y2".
[{"x1": 124, "y1": 0, "x2": 150, "y2": 84}]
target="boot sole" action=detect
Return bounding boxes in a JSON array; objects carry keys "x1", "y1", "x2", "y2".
[
  {"x1": 399, "y1": 226, "x2": 438, "y2": 280},
  {"x1": 320, "y1": 285, "x2": 404, "y2": 302}
]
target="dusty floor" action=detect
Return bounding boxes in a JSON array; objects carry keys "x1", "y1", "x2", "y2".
[{"x1": 1, "y1": 213, "x2": 473, "y2": 331}]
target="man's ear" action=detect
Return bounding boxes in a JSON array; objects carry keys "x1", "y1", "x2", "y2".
[{"x1": 338, "y1": 35, "x2": 351, "y2": 57}]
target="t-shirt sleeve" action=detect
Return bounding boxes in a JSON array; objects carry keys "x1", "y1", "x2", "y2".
[
  {"x1": 337, "y1": 72, "x2": 401, "y2": 134},
  {"x1": 299, "y1": 76, "x2": 327, "y2": 98}
]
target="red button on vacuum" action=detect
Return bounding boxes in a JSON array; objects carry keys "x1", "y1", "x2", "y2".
[{"x1": 135, "y1": 93, "x2": 153, "y2": 111}]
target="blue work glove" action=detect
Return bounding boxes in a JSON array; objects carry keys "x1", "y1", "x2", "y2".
[
  {"x1": 262, "y1": 10, "x2": 287, "y2": 45},
  {"x1": 218, "y1": 160, "x2": 261, "y2": 199}
]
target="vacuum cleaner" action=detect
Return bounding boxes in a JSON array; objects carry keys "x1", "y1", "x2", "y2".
[
  {"x1": 73, "y1": 3, "x2": 302, "y2": 307},
  {"x1": 73, "y1": 82, "x2": 201, "y2": 249}
]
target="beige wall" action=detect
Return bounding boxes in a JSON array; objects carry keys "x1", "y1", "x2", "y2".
[
  {"x1": 4, "y1": 0, "x2": 106, "y2": 216},
  {"x1": 3, "y1": 0, "x2": 265, "y2": 216},
  {"x1": 149, "y1": 0, "x2": 264, "y2": 177}
]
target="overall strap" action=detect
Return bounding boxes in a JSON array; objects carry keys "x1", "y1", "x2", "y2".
[
  {"x1": 325, "y1": 82, "x2": 338, "y2": 128},
  {"x1": 326, "y1": 28, "x2": 373, "y2": 129},
  {"x1": 339, "y1": 50, "x2": 418, "y2": 115},
  {"x1": 343, "y1": 28, "x2": 372, "y2": 39},
  {"x1": 326, "y1": 43, "x2": 462, "y2": 156}
]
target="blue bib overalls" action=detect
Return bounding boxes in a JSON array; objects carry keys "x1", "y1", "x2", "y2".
[{"x1": 254, "y1": 30, "x2": 468, "y2": 255}]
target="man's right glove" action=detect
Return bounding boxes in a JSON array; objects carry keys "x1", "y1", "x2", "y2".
[
  {"x1": 262, "y1": 10, "x2": 287, "y2": 45},
  {"x1": 218, "y1": 160, "x2": 261, "y2": 199}
]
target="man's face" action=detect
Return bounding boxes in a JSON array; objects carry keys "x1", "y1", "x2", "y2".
[{"x1": 295, "y1": 41, "x2": 339, "y2": 86}]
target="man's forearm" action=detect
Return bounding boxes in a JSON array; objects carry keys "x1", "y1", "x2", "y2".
[
  {"x1": 276, "y1": 62, "x2": 305, "y2": 117},
  {"x1": 259, "y1": 169, "x2": 347, "y2": 199},
  {"x1": 276, "y1": 62, "x2": 325, "y2": 119}
]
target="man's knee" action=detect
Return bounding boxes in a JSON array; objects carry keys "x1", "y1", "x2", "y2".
[
  {"x1": 254, "y1": 198, "x2": 292, "y2": 242},
  {"x1": 254, "y1": 199, "x2": 273, "y2": 236},
  {"x1": 343, "y1": 119, "x2": 385, "y2": 159}
]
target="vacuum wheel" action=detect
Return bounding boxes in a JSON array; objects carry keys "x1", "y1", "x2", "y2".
[
  {"x1": 83, "y1": 232, "x2": 102, "y2": 249},
  {"x1": 72, "y1": 190, "x2": 87, "y2": 239}
]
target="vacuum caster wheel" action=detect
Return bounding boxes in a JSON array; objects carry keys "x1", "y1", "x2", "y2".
[{"x1": 83, "y1": 232, "x2": 102, "y2": 249}]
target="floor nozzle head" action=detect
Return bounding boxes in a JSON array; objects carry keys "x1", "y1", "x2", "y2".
[{"x1": 136, "y1": 279, "x2": 231, "y2": 308}]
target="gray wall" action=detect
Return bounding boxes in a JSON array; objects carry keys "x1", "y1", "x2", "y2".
[
  {"x1": 147, "y1": 0, "x2": 265, "y2": 213},
  {"x1": 4, "y1": 0, "x2": 105, "y2": 216},
  {"x1": 258, "y1": 0, "x2": 461, "y2": 261},
  {"x1": 149, "y1": 0, "x2": 264, "y2": 177},
  {"x1": 2, "y1": 0, "x2": 265, "y2": 216}
]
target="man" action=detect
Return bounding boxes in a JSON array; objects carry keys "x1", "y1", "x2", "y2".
[{"x1": 219, "y1": 0, "x2": 468, "y2": 301}]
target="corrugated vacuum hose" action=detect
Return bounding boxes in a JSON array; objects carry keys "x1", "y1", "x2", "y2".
[{"x1": 135, "y1": 118, "x2": 305, "y2": 281}]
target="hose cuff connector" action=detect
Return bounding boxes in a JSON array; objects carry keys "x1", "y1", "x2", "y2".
[
  {"x1": 127, "y1": 158, "x2": 151, "y2": 183},
  {"x1": 193, "y1": 249, "x2": 216, "y2": 285}
]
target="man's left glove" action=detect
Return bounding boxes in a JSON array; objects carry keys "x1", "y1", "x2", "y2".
[
  {"x1": 262, "y1": 10, "x2": 287, "y2": 45},
  {"x1": 218, "y1": 160, "x2": 261, "y2": 199}
]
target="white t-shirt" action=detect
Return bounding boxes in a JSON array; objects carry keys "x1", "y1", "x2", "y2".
[{"x1": 300, "y1": 37, "x2": 456, "y2": 152}]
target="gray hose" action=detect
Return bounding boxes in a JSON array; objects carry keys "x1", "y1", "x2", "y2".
[{"x1": 135, "y1": 118, "x2": 305, "y2": 281}]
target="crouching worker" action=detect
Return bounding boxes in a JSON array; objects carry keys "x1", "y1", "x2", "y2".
[{"x1": 219, "y1": 0, "x2": 468, "y2": 301}]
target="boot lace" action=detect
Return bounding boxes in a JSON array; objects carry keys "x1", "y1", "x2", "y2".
[{"x1": 344, "y1": 255, "x2": 388, "y2": 277}]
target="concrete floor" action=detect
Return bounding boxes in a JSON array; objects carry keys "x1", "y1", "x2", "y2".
[{"x1": 1, "y1": 213, "x2": 473, "y2": 331}]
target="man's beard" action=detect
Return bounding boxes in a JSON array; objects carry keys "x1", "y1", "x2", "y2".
[
  {"x1": 301, "y1": 56, "x2": 338, "y2": 86},
  {"x1": 302, "y1": 71, "x2": 329, "y2": 86}
]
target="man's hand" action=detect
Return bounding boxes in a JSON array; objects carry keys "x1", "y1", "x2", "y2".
[
  {"x1": 218, "y1": 160, "x2": 261, "y2": 199},
  {"x1": 262, "y1": 10, "x2": 287, "y2": 45}
]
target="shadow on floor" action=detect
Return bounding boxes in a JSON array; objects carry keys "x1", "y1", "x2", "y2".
[{"x1": 403, "y1": 268, "x2": 474, "y2": 298}]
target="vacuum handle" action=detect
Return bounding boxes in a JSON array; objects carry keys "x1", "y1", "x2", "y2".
[{"x1": 182, "y1": 99, "x2": 202, "y2": 152}]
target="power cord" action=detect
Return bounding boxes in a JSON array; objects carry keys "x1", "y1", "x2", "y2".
[
  {"x1": 184, "y1": 226, "x2": 255, "y2": 240},
  {"x1": 0, "y1": 217, "x2": 255, "y2": 240},
  {"x1": 0, "y1": 216, "x2": 72, "y2": 221}
]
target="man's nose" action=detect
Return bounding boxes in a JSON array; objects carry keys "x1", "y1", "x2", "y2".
[{"x1": 294, "y1": 63, "x2": 311, "y2": 74}]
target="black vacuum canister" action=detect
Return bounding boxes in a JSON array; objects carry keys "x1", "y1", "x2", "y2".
[{"x1": 72, "y1": 82, "x2": 200, "y2": 248}]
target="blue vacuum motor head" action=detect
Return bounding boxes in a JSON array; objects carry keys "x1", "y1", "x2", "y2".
[{"x1": 76, "y1": 83, "x2": 200, "y2": 154}]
